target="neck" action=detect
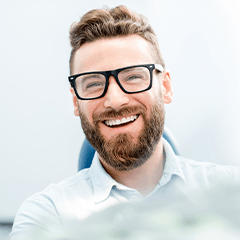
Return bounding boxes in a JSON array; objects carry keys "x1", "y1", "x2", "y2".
[{"x1": 99, "y1": 138, "x2": 165, "y2": 197}]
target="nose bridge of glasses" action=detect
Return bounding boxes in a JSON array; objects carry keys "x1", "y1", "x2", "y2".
[
  {"x1": 105, "y1": 70, "x2": 125, "y2": 91},
  {"x1": 105, "y1": 69, "x2": 118, "y2": 81},
  {"x1": 103, "y1": 70, "x2": 130, "y2": 108}
]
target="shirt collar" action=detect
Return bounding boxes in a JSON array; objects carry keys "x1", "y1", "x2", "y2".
[
  {"x1": 160, "y1": 138, "x2": 186, "y2": 186},
  {"x1": 90, "y1": 153, "x2": 118, "y2": 203},
  {"x1": 90, "y1": 138, "x2": 186, "y2": 203}
]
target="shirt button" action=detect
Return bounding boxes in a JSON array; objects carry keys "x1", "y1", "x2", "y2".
[{"x1": 113, "y1": 185, "x2": 120, "y2": 190}]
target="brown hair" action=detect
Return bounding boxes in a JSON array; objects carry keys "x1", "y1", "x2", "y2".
[{"x1": 69, "y1": 5, "x2": 165, "y2": 74}]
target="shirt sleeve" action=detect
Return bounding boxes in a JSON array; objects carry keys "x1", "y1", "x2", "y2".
[{"x1": 10, "y1": 193, "x2": 64, "y2": 240}]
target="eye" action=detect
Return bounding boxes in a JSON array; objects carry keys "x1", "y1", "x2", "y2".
[
  {"x1": 127, "y1": 75, "x2": 141, "y2": 81},
  {"x1": 124, "y1": 74, "x2": 143, "y2": 83},
  {"x1": 80, "y1": 74, "x2": 105, "y2": 91},
  {"x1": 86, "y1": 81, "x2": 105, "y2": 90}
]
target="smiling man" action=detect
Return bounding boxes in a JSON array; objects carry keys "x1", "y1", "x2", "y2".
[
  {"x1": 69, "y1": 34, "x2": 172, "y2": 196},
  {"x1": 11, "y1": 5, "x2": 240, "y2": 240}
]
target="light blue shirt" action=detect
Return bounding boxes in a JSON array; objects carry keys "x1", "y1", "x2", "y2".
[{"x1": 10, "y1": 139, "x2": 240, "y2": 239}]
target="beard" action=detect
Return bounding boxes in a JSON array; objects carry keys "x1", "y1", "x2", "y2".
[{"x1": 78, "y1": 96, "x2": 165, "y2": 171}]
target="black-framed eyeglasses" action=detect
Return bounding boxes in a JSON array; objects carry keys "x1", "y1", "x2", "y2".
[{"x1": 68, "y1": 64, "x2": 164, "y2": 100}]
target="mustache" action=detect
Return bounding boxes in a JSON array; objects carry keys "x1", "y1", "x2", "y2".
[{"x1": 93, "y1": 105, "x2": 146, "y2": 123}]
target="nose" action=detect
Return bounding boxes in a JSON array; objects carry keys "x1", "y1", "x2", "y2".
[{"x1": 103, "y1": 76, "x2": 130, "y2": 110}]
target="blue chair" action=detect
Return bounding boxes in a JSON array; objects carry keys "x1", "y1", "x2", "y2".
[{"x1": 78, "y1": 126, "x2": 180, "y2": 171}]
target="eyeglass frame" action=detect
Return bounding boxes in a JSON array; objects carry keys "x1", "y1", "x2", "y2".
[{"x1": 68, "y1": 63, "x2": 164, "y2": 100}]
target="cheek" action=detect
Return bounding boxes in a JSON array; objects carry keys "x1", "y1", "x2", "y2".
[
  {"x1": 153, "y1": 78, "x2": 163, "y2": 94},
  {"x1": 79, "y1": 101, "x2": 100, "y2": 123},
  {"x1": 141, "y1": 85, "x2": 162, "y2": 106},
  {"x1": 152, "y1": 80, "x2": 163, "y2": 103}
]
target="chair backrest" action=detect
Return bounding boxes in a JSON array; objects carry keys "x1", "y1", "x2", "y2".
[{"x1": 78, "y1": 126, "x2": 180, "y2": 171}]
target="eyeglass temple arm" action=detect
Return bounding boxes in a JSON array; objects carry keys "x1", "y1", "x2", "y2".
[{"x1": 155, "y1": 64, "x2": 164, "y2": 73}]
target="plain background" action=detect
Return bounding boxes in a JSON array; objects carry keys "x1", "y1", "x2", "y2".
[{"x1": 0, "y1": 0, "x2": 240, "y2": 222}]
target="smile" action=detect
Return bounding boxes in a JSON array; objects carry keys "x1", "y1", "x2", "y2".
[{"x1": 104, "y1": 115, "x2": 139, "y2": 127}]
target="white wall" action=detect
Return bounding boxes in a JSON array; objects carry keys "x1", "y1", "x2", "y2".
[{"x1": 0, "y1": 0, "x2": 240, "y2": 222}]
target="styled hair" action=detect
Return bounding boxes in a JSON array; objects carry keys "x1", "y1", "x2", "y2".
[{"x1": 69, "y1": 5, "x2": 165, "y2": 74}]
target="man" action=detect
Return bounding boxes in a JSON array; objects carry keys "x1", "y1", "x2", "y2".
[{"x1": 10, "y1": 5, "x2": 240, "y2": 240}]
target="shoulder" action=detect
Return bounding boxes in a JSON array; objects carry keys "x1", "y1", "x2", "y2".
[
  {"x1": 27, "y1": 168, "x2": 92, "y2": 201},
  {"x1": 11, "y1": 169, "x2": 93, "y2": 239},
  {"x1": 29, "y1": 168, "x2": 94, "y2": 208},
  {"x1": 56, "y1": 168, "x2": 92, "y2": 192},
  {"x1": 176, "y1": 155, "x2": 240, "y2": 186}
]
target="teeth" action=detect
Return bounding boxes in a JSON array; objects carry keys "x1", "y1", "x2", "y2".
[{"x1": 105, "y1": 115, "x2": 138, "y2": 127}]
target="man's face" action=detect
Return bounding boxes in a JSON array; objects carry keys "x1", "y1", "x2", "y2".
[{"x1": 71, "y1": 35, "x2": 173, "y2": 171}]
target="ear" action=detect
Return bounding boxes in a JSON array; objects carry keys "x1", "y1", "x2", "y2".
[
  {"x1": 70, "y1": 87, "x2": 80, "y2": 116},
  {"x1": 161, "y1": 70, "x2": 173, "y2": 104}
]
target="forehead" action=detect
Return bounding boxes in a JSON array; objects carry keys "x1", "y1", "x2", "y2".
[{"x1": 72, "y1": 35, "x2": 155, "y2": 74}]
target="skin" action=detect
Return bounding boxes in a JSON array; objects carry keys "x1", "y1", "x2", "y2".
[{"x1": 70, "y1": 35, "x2": 173, "y2": 196}]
